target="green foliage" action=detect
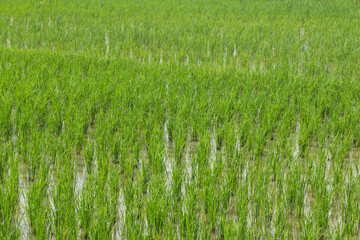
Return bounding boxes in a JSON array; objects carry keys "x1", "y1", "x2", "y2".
[{"x1": 1, "y1": 0, "x2": 360, "y2": 238}]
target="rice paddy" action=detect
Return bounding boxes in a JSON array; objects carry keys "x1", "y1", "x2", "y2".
[{"x1": 1, "y1": 0, "x2": 360, "y2": 239}]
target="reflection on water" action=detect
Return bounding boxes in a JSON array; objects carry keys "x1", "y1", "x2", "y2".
[
  {"x1": 293, "y1": 120, "x2": 300, "y2": 161},
  {"x1": 210, "y1": 127, "x2": 216, "y2": 172},
  {"x1": 75, "y1": 163, "x2": 86, "y2": 240},
  {"x1": 19, "y1": 172, "x2": 31, "y2": 240},
  {"x1": 113, "y1": 187, "x2": 126, "y2": 240},
  {"x1": 164, "y1": 121, "x2": 172, "y2": 193}
]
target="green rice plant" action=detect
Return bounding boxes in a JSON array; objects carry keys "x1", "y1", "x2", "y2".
[
  {"x1": 180, "y1": 180, "x2": 200, "y2": 239},
  {"x1": 91, "y1": 162, "x2": 120, "y2": 239},
  {"x1": 51, "y1": 158, "x2": 77, "y2": 239},
  {"x1": 173, "y1": 121, "x2": 187, "y2": 166},
  {"x1": 78, "y1": 172, "x2": 95, "y2": 239},
  {"x1": 84, "y1": 139, "x2": 95, "y2": 174},
  {"x1": 0, "y1": 144, "x2": 10, "y2": 184},
  {"x1": 0, "y1": 95, "x2": 13, "y2": 141},
  {"x1": 144, "y1": 174, "x2": 168, "y2": 238},
  {"x1": 26, "y1": 156, "x2": 50, "y2": 239},
  {"x1": 0, "y1": 149, "x2": 20, "y2": 239},
  {"x1": 146, "y1": 125, "x2": 164, "y2": 175}
]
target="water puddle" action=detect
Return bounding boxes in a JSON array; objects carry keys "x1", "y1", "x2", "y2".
[
  {"x1": 48, "y1": 172, "x2": 56, "y2": 239},
  {"x1": 246, "y1": 180, "x2": 253, "y2": 232},
  {"x1": 105, "y1": 31, "x2": 110, "y2": 58},
  {"x1": 163, "y1": 121, "x2": 173, "y2": 193},
  {"x1": 293, "y1": 120, "x2": 300, "y2": 161},
  {"x1": 113, "y1": 187, "x2": 126, "y2": 240},
  {"x1": 210, "y1": 127, "x2": 216, "y2": 172},
  {"x1": 19, "y1": 171, "x2": 31, "y2": 240},
  {"x1": 7, "y1": 33, "x2": 11, "y2": 48},
  {"x1": 182, "y1": 135, "x2": 195, "y2": 215},
  {"x1": 75, "y1": 162, "x2": 86, "y2": 240}
]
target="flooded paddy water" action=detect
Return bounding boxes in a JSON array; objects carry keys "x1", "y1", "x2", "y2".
[
  {"x1": 0, "y1": 116, "x2": 360, "y2": 239},
  {"x1": 4, "y1": 120, "x2": 360, "y2": 239},
  {"x1": 1, "y1": 97, "x2": 358, "y2": 240}
]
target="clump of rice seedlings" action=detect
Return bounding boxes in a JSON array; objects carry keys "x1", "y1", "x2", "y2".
[
  {"x1": 1, "y1": 148, "x2": 20, "y2": 239},
  {"x1": 51, "y1": 158, "x2": 77, "y2": 239},
  {"x1": 26, "y1": 157, "x2": 50, "y2": 239},
  {"x1": 78, "y1": 172, "x2": 95, "y2": 239}
]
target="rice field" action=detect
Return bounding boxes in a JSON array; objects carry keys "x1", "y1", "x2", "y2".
[{"x1": 1, "y1": 0, "x2": 360, "y2": 239}]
